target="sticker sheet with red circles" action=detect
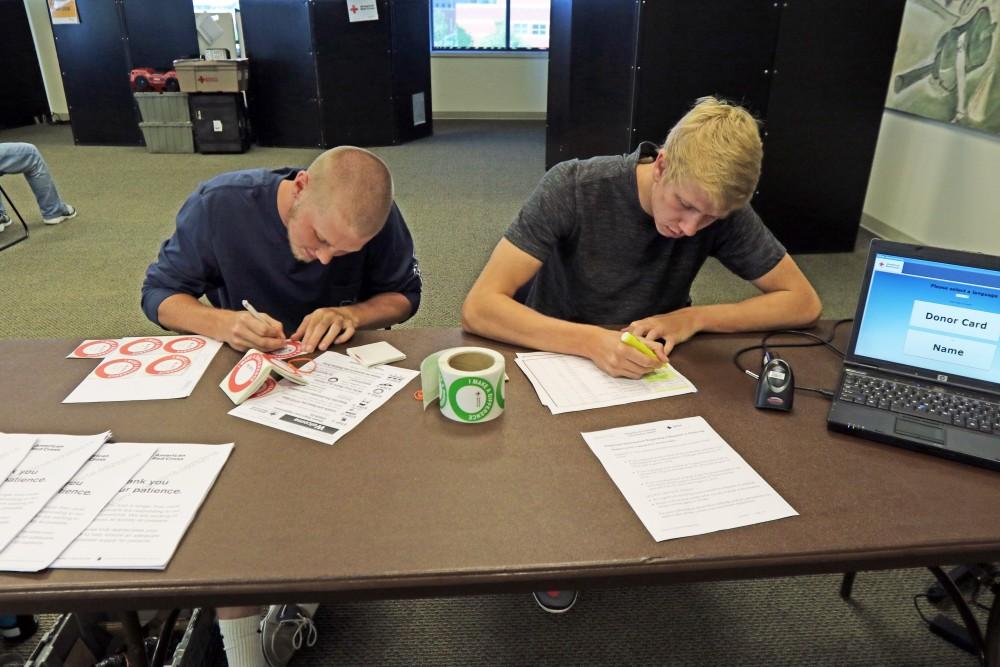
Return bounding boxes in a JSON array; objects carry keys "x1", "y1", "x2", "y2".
[{"x1": 63, "y1": 335, "x2": 223, "y2": 404}]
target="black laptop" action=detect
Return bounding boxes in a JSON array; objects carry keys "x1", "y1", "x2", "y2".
[{"x1": 827, "y1": 239, "x2": 1000, "y2": 470}]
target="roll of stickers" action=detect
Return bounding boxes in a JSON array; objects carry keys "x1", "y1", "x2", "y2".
[{"x1": 420, "y1": 347, "x2": 506, "y2": 423}]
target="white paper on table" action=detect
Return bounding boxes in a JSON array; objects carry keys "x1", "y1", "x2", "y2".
[
  {"x1": 0, "y1": 443, "x2": 158, "y2": 572},
  {"x1": 0, "y1": 432, "x2": 111, "y2": 552},
  {"x1": 63, "y1": 336, "x2": 222, "y2": 403},
  {"x1": 514, "y1": 351, "x2": 696, "y2": 414},
  {"x1": 228, "y1": 351, "x2": 418, "y2": 445},
  {"x1": 0, "y1": 434, "x2": 38, "y2": 486},
  {"x1": 52, "y1": 442, "x2": 234, "y2": 570},
  {"x1": 581, "y1": 416, "x2": 797, "y2": 542}
]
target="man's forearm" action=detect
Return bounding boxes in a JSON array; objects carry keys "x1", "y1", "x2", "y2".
[
  {"x1": 157, "y1": 293, "x2": 231, "y2": 340},
  {"x1": 685, "y1": 288, "x2": 822, "y2": 335},
  {"x1": 341, "y1": 293, "x2": 415, "y2": 330},
  {"x1": 462, "y1": 292, "x2": 604, "y2": 356}
]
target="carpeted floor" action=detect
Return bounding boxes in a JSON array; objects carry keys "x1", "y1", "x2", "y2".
[{"x1": 0, "y1": 121, "x2": 987, "y2": 665}]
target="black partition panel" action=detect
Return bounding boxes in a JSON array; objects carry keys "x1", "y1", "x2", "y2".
[
  {"x1": 52, "y1": 0, "x2": 198, "y2": 146},
  {"x1": 545, "y1": 0, "x2": 906, "y2": 253},
  {"x1": 545, "y1": 0, "x2": 637, "y2": 167},
  {"x1": 241, "y1": 0, "x2": 321, "y2": 147},
  {"x1": 630, "y1": 0, "x2": 780, "y2": 146},
  {"x1": 243, "y1": 0, "x2": 431, "y2": 148},
  {"x1": 52, "y1": 1, "x2": 138, "y2": 145},
  {"x1": 0, "y1": 0, "x2": 49, "y2": 129},
  {"x1": 753, "y1": 0, "x2": 905, "y2": 253},
  {"x1": 122, "y1": 1, "x2": 198, "y2": 72}
]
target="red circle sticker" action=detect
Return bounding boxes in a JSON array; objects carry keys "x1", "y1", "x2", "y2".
[
  {"x1": 268, "y1": 340, "x2": 304, "y2": 359},
  {"x1": 250, "y1": 376, "x2": 278, "y2": 399},
  {"x1": 228, "y1": 352, "x2": 265, "y2": 392},
  {"x1": 73, "y1": 339, "x2": 118, "y2": 358},
  {"x1": 145, "y1": 354, "x2": 192, "y2": 375},
  {"x1": 287, "y1": 357, "x2": 317, "y2": 374},
  {"x1": 94, "y1": 358, "x2": 142, "y2": 379},
  {"x1": 164, "y1": 336, "x2": 206, "y2": 353},
  {"x1": 120, "y1": 337, "x2": 163, "y2": 356}
]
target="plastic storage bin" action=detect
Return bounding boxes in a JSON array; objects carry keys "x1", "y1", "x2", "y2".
[
  {"x1": 173, "y1": 59, "x2": 249, "y2": 92},
  {"x1": 134, "y1": 92, "x2": 190, "y2": 123},
  {"x1": 139, "y1": 122, "x2": 195, "y2": 153}
]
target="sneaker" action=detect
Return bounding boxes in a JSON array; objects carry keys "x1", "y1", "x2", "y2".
[
  {"x1": 259, "y1": 604, "x2": 318, "y2": 667},
  {"x1": 532, "y1": 590, "x2": 578, "y2": 614},
  {"x1": 42, "y1": 204, "x2": 76, "y2": 225},
  {"x1": 0, "y1": 214, "x2": 10, "y2": 231},
  {"x1": 0, "y1": 614, "x2": 38, "y2": 642}
]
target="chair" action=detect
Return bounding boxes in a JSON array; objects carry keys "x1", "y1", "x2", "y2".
[{"x1": 0, "y1": 182, "x2": 29, "y2": 251}]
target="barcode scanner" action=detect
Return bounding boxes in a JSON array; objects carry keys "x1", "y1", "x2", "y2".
[{"x1": 754, "y1": 356, "x2": 794, "y2": 411}]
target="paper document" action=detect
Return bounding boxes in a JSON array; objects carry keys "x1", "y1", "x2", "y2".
[
  {"x1": 52, "y1": 442, "x2": 233, "y2": 570},
  {"x1": 581, "y1": 416, "x2": 797, "y2": 542},
  {"x1": 0, "y1": 443, "x2": 158, "y2": 572},
  {"x1": 64, "y1": 335, "x2": 222, "y2": 403},
  {"x1": 0, "y1": 434, "x2": 38, "y2": 486},
  {"x1": 515, "y1": 351, "x2": 696, "y2": 414},
  {"x1": 0, "y1": 432, "x2": 111, "y2": 551},
  {"x1": 228, "y1": 351, "x2": 418, "y2": 445}
]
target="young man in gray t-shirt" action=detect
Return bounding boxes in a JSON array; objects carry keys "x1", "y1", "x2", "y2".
[{"x1": 462, "y1": 97, "x2": 822, "y2": 380}]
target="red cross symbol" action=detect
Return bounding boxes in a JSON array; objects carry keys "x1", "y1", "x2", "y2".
[
  {"x1": 198, "y1": 75, "x2": 206, "y2": 83},
  {"x1": 350, "y1": 4, "x2": 358, "y2": 13}
]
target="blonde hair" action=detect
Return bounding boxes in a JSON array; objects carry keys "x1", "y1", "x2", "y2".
[
  {"x1": 303, "y1": 146, "x2": 394, "y2": 237},
  {"x1": 662, "y1": 96, "x2": 762, "y2": 211}
]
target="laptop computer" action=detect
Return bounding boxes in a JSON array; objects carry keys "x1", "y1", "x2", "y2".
[{"x1": 827, "y1": 239, "x2": 1000, "y2": 470}]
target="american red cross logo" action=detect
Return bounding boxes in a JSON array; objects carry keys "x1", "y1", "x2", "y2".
[
  {"x1": 198, "y1": 75, "x2": 206, "y2": 83},
  {"x1": 350, "y1": 4, "x2": 358, "y2": 12}
]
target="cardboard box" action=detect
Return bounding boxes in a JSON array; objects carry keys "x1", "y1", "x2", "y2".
[{"x1": 173, "y1": 58, "x2": 248, "y2": 93}]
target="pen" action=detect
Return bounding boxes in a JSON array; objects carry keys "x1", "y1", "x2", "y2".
[
  {"x1": 241, "y1": 299, "x2": 267, "y2": 325},
  {"x1": 620, "y1": 331, "x2": 660, "y2": 362}
]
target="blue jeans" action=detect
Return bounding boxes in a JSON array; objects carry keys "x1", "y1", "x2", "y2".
[{"x1": 0, "y1": 142, "x2": 69, "y2": 219}]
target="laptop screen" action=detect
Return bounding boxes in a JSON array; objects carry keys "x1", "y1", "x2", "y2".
[{"x1": 852, "y1": 249, "x2": 1000, "y2": 386}]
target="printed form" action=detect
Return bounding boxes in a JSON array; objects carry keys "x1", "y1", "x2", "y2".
[
  {"x1": 0, "y1": 432, "x2": 111, "y2": 551},
  {"x1": 53, "y1": 442, "x2": 233, "y2": 570},
  {"x1": 515, "y1": 351, "x2": 696, "y2": 414},
  {"x1": 0, "y1": 443, "x2": 158, "y2": 572},
  {"x1": 228, "y1": 351, "x2": 418, "y2": 445},
  {"x1": 581, "y1": 417, "x2": 797, "y2": 542}
]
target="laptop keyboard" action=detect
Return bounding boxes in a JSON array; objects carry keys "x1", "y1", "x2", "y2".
[{"x1": 839, "y1": 373, "x2": 1000, "y2": 434}]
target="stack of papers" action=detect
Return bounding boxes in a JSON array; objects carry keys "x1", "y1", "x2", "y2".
[
  {"x1": 0, "y1": 433, "x2": 232, "y2": 572},
  {"x1": 514, "y1": 351, "x2": 697, "y2": 414}
]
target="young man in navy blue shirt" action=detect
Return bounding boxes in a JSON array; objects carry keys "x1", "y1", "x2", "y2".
[
  {"x1": 141, "y1": 146, "x2": 421, "y2": 667},
  {"x1": 142, "y1": 145, "x2": 421, "y2": 354}
]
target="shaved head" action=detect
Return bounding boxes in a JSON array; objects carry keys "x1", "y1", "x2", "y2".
[{"x1": 302, "y1": 146, "x2": 394, "y2": 237}]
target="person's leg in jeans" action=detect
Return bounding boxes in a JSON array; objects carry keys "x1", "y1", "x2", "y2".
[{"x1": 0, "y1": 143, "x2": 70, "y2": 219}]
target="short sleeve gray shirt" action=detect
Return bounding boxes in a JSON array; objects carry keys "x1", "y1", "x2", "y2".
[{"x1": 504, "y1": 142, "x2": 786, "y2": 324}]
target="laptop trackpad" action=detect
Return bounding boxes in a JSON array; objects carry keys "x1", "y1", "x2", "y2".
[{"x1": 895, "y1": 418, "x2": 945, "y2": 445}]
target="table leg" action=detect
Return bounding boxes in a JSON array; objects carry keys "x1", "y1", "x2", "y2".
[
  {"x1": 840, "y1": 572, "x2": 857, "y2": 600},
  {"x1": 928, "y1": 565, "x2": 986, "y2": 664},
  {"x1": 986, "y1": 586, "x2": 999, "y2": 667},
  {"x1": 116, "y1": 611, "x2": 148, "y2": 667}
]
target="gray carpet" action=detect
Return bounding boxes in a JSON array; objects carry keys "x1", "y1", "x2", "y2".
[{"x1": 0, "y1": 121, "x2": 987, "y2": 665}]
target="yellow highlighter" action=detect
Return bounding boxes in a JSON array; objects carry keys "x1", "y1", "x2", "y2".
[{"x1": 620, "y1": 331, "x2": 660, "y2": 362}]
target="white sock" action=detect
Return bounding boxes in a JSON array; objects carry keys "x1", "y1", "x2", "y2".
[{"x1": 219, "y1": 615, "x2": 267, "y2": 667}]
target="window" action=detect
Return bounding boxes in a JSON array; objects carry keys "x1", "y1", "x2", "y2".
[{"x1": 432, "y1": 0, "x2": 551, "y2": 51}]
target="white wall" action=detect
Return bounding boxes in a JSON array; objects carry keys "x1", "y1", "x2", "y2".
[
  {"x1": 430, "y1": 54, "x2": 547, "y2": 119},
  {"x1": 863, "y1": 110, "x2": 1000, "y2": 255},
  {"x1": 23, "y1": 0, "x2": 68, "y2": 118}
]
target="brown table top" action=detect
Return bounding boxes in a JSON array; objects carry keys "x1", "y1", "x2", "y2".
[{"x1": 2, "y1": 324, "x2": 999, "y2": 613}]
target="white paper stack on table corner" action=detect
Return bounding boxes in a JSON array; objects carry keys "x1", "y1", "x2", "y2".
[{"x1": 221, "y1": 349, "x2": 309, "y2": 405}]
